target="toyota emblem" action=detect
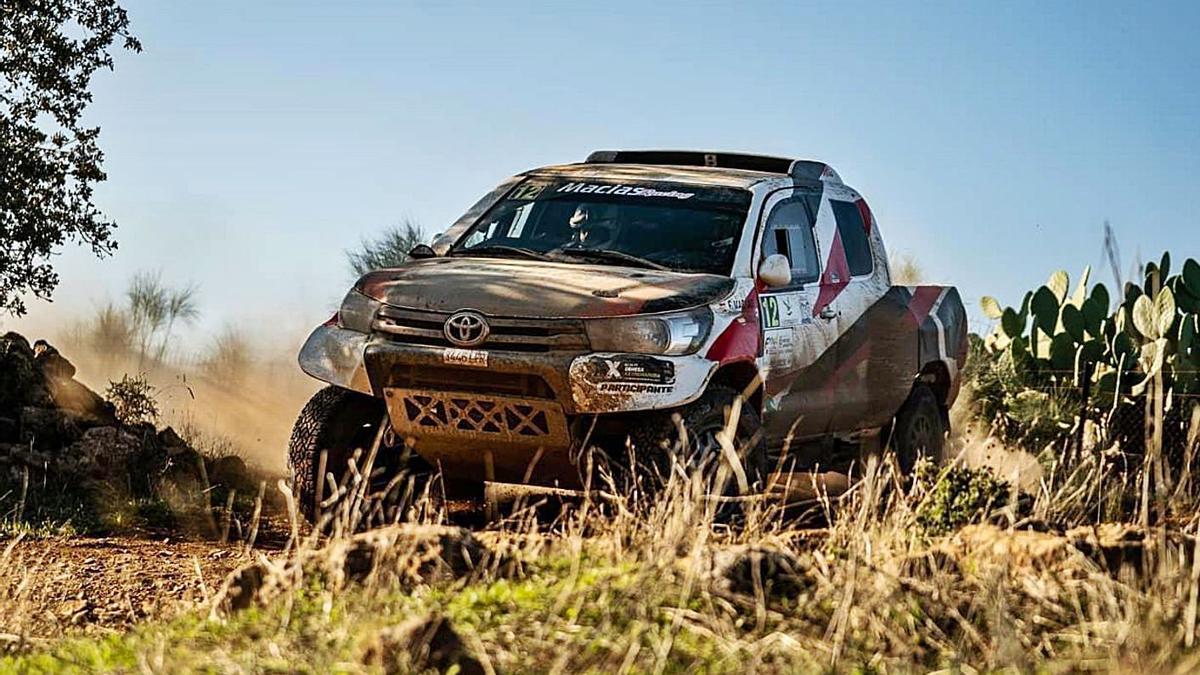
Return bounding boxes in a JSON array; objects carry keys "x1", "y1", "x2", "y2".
[{"x1": 443, "y1": 311, "x2": 490, "y2": 347}]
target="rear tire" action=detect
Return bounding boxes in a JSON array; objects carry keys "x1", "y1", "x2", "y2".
[
  {"x1": 627, "y1": 385, "x2": 768, "y2": 496},
  {"x1": 888, "y1": 385, "x2": 946, "y2": 473},
  {"x1": 287, "y1": 385, "x2": 394, "y2": 523}
]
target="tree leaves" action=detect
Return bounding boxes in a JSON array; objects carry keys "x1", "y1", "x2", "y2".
[{"x1": 0, "y1": 0, "x2": 141, "y2": 315}]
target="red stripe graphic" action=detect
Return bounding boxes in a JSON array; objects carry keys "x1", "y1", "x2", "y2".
[
  {"x1": 856, "y1": 199, "x2": 873, "y2": 235},
  {"x1": 907, "y1": 286, "x2": 943, "y2": 325},
  {"x1": 706, "y1": 287, "x2": 760, "y2": 364},
  {"x1": 813, "y1": 229, "x2": 850, "y2": 317}
]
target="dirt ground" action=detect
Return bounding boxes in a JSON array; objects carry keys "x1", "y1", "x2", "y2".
[
  {"x1": 1, "y1": 535, "x2": 244, "y2": 640},
  {"x1": 0, "y1": 529, "x2": 289, "y2": 641}
]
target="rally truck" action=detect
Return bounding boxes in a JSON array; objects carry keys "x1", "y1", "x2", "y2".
[{"x1": 288, "y1": 150, "x2": 967, "y2": 518}]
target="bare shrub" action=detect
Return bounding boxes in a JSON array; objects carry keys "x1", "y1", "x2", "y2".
[
  {"x1": 127, "y1": 270, "x2": 200, "y2": 364},
  {"x1": 346, "y1": 219, "x2": 425, "y2": 277},
  {"x1": 889, "y1": 251, "x2": 925, "y2": 284},
  {"x1": 105, "y1": 374, "x2": 159, "y2": 426},
  {"x1": 203, "y1": 326, "x2": 253, "y2": 385}
]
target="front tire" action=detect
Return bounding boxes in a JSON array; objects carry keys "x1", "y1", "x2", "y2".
[
  {"x1": 287, "y1": 385, "x2": 391, "y2": 523},
  {"x1": 627, "y1": 385, "x2": 768, "y2": 495}
]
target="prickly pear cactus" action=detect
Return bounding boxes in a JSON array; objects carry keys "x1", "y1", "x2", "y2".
[{"x1": 981, "y1": 255, "x2": 1200, "y2": 400}]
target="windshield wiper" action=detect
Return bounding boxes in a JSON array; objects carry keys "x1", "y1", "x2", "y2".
[
  {"x1": 550, "y1": 247, "x2": 669, "y2": 271},
  {"x1": 450, "y1": 245, "x2": 552, "y2": 261}
]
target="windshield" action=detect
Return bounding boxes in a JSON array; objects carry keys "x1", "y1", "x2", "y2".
[{"x1": 449, "y1": 178, "x2": 751, "y2": 275}]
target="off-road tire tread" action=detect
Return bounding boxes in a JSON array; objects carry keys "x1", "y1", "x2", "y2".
[
  {"x1": 890, "y1": 384, "x2": 946, "y2": 473},
  {"x1": 287, "y1": 385, "x2": 385, "y2": 521},
  {"x1": 627, "y1": 384, "x2": 768, "y2": 492}
]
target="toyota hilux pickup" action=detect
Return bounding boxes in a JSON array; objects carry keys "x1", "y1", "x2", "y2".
[{"x1": 288, "y1": 150, "x2": 967, "y2": 519}]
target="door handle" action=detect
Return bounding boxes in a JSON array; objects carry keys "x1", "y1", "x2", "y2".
[{"x1": 819, "y1": 306, "x2": 838, "y2": 320}]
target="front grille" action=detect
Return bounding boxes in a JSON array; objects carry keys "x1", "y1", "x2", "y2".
[
  {"x1": 373, "y1": 306, "x2": 589, "y2": 353},
  {"x1": 386, "y1": 364, "x2": 555, "y2": 399},
  {"x1": 385, "y1": 389, "x2": 568, "y2": 443}
]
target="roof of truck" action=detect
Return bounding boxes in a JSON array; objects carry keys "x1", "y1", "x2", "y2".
[
  {"x1": 523, "y1": 150, "x2": 843, "y2": 190},
  {"x1": 524, "y1": 163, "x2": 782, "y2": 189}
]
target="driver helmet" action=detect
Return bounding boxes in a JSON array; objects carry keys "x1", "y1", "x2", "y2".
[{"x1": 568, "y1": 204, "x2": 620, "y2": 245}]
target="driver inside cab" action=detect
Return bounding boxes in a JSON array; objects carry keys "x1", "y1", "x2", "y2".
[{"x1": 565, "y1": 204, "x2": 620, "y2": 248}]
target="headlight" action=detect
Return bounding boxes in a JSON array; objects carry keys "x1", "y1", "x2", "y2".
[
  {"x1": 585, "y1": 307, "x2": 713, "y2": 356},
  {"x1": 337, "y1": 290, "x2": 381, "y2": 333}
]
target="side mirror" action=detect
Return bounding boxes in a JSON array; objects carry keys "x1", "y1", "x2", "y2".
[
  {"x1": 431, "y1": 232, "x2": 456, "y2": 256},
  {"x1": 758, "y1": 254, "x2": 792, "y2": 288},
  {"x1": 408, "y1": 244, "x2": 437, "y2": 259}
]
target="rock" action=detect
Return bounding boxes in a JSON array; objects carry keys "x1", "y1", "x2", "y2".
[
  {"x1": 19, "y1": 406, "x2": 83, "y2": 450},
  {"x1": 316, "y1": 524, "x2": 491, "y2": 589},
  {"x1": 162, "y1": 446, "x2": 205, "y2": 484},
  {"x1": 157, "y1": 426, "x2": 188, "y2": 449},
  {"x1": 211, "y1": 562, "x2": 271, "y2": 614},
  {"x1": 47, "y1": 378, "x2": 118, "y2": 428},
  {"x1": 359, "y1": 612, "x2": 484, "y2": 675},
  {"x1": 0, "y1": 415, "x2": 17, "y2": 443},
  {"x1": 1067, "y1": 523, "x2": 1151, "y2": 574},
  {"x1": 0, "y1": 333, "x2": 51, "y2": 411},
  {"x1": 950, "y1": 524, "x2": 1075, "y2": 570},
  {"x1": 66, "y1": 426, "x2": 143, "y2": 477},
  {"x1": 715, "y1": 545, "x2": 810, "y2": 600},
  {"x1": 32, "y1": 340, "x2": 76, "y2": 382},
  {"x1": 207, "y1": 455, "x2": 251, "y2": 490}
]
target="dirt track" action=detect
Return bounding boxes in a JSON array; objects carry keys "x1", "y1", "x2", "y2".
[{"x1": 1, "y1": 534, "x2": 270, "y2": 640}]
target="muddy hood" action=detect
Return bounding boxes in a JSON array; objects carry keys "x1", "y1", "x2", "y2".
[{"x1": 356, "y1": 257, "x2": 735, "y2": 318}]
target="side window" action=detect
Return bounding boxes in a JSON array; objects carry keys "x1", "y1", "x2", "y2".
[
  {"x1": 762, "y1": 198, "x2": 820, "y2": 285},
  {"x1": 829, "y1": 200, "x2": 873, "y2": 277}
]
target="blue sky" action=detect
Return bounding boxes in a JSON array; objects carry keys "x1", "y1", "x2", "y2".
[{"x1": 9, "y1": 0, "x2": 1200, "y2": 348}]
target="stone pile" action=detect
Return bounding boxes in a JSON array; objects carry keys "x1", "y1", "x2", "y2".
[{"x1": 0, "y1": 332, "x2": 247, "y2": 498}]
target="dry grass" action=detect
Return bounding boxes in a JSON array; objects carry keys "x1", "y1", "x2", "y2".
[
  {"x1": 4, "y1": 400, "x2": 1200, "y2": 674},
  {"x1": 4, "y1": 309, "x2": 1200, "y2": 671}
]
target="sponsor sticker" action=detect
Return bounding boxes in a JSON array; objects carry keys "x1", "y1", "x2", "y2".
[
  {"x1": 714, "y1": 279, "x2": 754, "y2": 316},
  {"x1": 597, "y1": 382, "x2": 674, "y2": 395},
  {"x1": 556, "y1": 182, "x2": 695, "y2": 200},
  {"x1": 764, "y1": 329, "x2": 795, "y2": 370},
  {"x1": 442, "y1": 348, "x2": 488, "y2": 368},
  {"x1": 762, "y1": 295, "x2": 782, "y2": 328},
  {"x1": 760, "y1": 294, "x2": 812, "y2": 329},
  {"x1": 587, "y1": 356, "x2": 675, "y2": 385},
  {"x1": 509, "y1": 181, "x2": 549, "y2": 201}
]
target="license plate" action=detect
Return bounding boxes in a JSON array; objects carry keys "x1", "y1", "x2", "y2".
[{"x1": 442, "y1": 348, "x2": 488, "y2": 367}]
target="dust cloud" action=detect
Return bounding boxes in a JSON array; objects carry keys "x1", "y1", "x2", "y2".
[
  {"x1": 1, "y1": 302, "x2": 321, "y2": 474},
  {"x1": 73, "y1": 344, "x2": 319, "y2": 474}
]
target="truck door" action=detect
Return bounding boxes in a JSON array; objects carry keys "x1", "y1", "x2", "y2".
[
  {"x1": 757, "y1": 189, "x2": 840, "y2": 451},
  {"x1": 817, "y1": 193, "x2": 898, "y2": 432}
]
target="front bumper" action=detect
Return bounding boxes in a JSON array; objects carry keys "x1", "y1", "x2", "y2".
[
  {"x1": 298, "y1": 324, "x2": 718, "y2": 482},
  {"x1": 299, "y1": 325, "x2": 718, "y2": 415},
  {"x1": 297, "y1": 324, "x2": 373, "y2": 395}
]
